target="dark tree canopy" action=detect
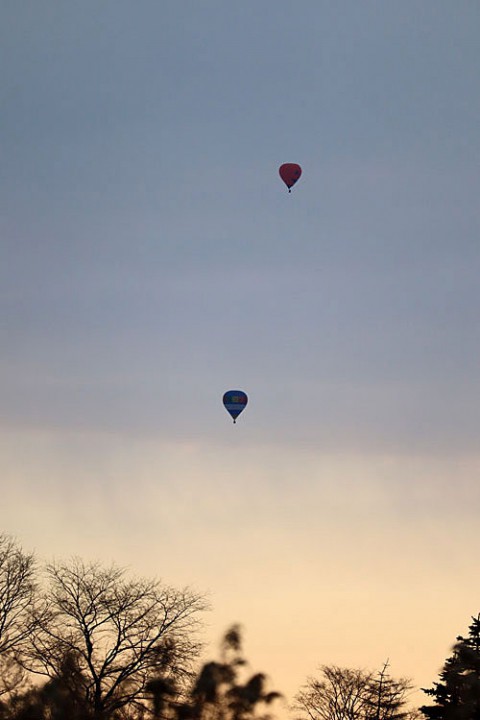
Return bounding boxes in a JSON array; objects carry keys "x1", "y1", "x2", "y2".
[
  {"x1": 421, "y1": 615, "x2": 480, "y2": 720},
  {"x1": 149, "y1": 625, "x2": 282, "y2": 720},
  {"x1": 0, "y1": 534, "x2": 431, "y2": 720}
]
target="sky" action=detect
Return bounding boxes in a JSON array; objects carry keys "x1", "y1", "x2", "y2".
[{"x1": 1, "y1": 0, "x2": 480, "y2": 709}]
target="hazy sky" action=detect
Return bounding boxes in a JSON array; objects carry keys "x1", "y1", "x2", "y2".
[{"x1": 1, "y1": 0, "x2": 480, "y2": 707}]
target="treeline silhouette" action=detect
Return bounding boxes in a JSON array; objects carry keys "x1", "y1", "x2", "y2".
[{"x1": 0, "y1": 534, "x2": 478, "y2": 720}]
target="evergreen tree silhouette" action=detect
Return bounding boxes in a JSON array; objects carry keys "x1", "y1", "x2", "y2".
[{"x1": 421, "y1": 614, "x2": 480, "y2": 720}]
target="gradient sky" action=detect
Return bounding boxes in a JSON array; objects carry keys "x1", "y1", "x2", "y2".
[{"x1": 1, "y1": 0, "x2": 480, "y2": 709}]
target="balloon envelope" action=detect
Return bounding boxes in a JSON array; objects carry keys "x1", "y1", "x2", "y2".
[
  {"x1": 223, "y1": 390, "x2": 248, "y2": 423},
  {"x1": 279, "y1": 163, "x2": 302, "y2": 191}
]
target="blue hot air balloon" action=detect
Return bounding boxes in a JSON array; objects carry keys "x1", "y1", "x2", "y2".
[{"x1": 223, "y1": 390, "x2": 248, "y2": 424}]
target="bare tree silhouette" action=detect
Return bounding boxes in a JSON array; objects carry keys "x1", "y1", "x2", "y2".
[
  {"x1": 22, "y1": 558, "x2": 207, "y2": 719},
  {"x1": 365, "y1": 662, "x2": 413, "y2": 720},
  {"x1": 0, "y1": 535, "x2": 43, "y2": 703},
  {"x1": 294, "y1": 664, "x2": 413, "y2": 720},
  {"x1": 0, "y1": 535, "x2": 39, "y2": 657}
]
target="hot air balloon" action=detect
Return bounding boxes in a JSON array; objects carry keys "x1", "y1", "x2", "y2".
[
  {"x1": 279, "y1": 163, "x2": 302, "y2": 192},
  {"x1": 223, "y1": 390, "x2": 248, "y2": 424}
]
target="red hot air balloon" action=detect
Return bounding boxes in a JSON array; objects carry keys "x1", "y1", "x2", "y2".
[{"x1": 279, "y1": 163, "x2": 302, "y2": 192}]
